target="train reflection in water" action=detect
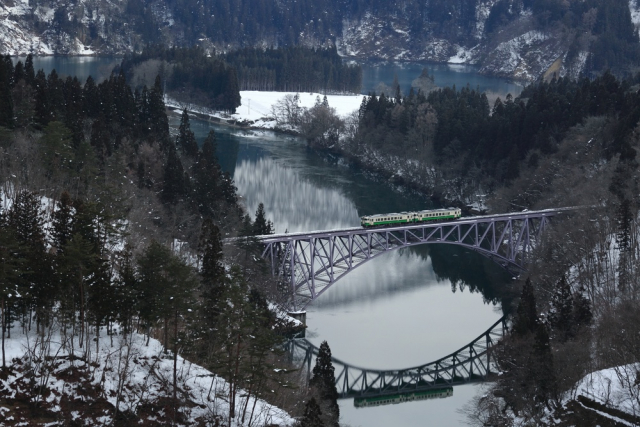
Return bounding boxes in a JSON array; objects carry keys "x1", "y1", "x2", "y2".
[{"x1": 354, "y1": 387, "x2": 453, "y2": 408}]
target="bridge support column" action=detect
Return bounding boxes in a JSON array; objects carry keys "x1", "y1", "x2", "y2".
[{"x1": 288, "y1": 310, "x2": 307, "y2": 326}]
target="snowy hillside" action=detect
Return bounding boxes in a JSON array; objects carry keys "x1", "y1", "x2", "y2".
[
  {"x1": 3, "y1": 0, "x2": 639, "y2": 81},
  {"x1": 0, "y1": 323, "x2": 294, "y2": 426}
]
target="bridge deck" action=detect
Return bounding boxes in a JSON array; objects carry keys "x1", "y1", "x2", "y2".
[{"x1": 253, "y1": 207, "x2": 575, "y2": 242}]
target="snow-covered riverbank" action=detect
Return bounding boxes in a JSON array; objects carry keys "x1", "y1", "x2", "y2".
[{"x1": 166, "y1": 90, "x2": 366, "y2": 131}]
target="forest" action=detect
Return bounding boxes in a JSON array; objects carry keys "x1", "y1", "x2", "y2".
[
  {"x1": 0, "y1": 54, "x2": 341, "y2": 426},
  {"x1": 119, "y1": 45, "x2": 362, "y2": 114},
  {"x1": 223, "y1": 46, "x2": 362, "y2": 93}
]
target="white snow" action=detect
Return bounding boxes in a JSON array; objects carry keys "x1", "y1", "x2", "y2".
[
  {"x1": 567, "y1": 364, "x2": 640, "y2": 424},
  {"x1": 448, "y1": 45, "x2": 477, "y2": 64},
  {"x1": 0, "y1": 322, "x2": 294, "y2": 426},
  {"x1": 166, "y1": 90, "x2": 365, "y2": 132},
  {"x1": 630, "y1": 0, "x2": 640, "y2": 40}
]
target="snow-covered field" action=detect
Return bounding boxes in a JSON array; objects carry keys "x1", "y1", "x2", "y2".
[{"x1": 167, "y1": 90, "x2": 365, "y2": 131}]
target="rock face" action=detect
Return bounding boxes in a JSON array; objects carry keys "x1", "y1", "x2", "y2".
[
  {"x1": 2, "y1": 0, "x2": 640, "y2": 82},
  {"x1": 0, "y1": 0, "x2": 139, "y2": 55}
]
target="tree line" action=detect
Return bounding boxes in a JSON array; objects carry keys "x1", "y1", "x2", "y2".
[
  {"x1": 120, "y1": 46, "x2": 242, "y2": 112},
  {"x1": 224, "y1": 46, "x2": 362, "y2": 93}
]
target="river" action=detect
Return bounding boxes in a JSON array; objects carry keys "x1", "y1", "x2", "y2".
[{"x1": 20, "y1": 56, "x2": 517, "y2": 426}]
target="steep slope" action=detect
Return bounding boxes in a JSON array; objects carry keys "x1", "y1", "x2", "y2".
[{"x1": 2, "y1": 0, "x2": 639, "y2": 82}]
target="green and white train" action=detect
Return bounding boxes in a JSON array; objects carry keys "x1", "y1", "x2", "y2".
[{"x1": 360, "y1": 208, "x2": 462, "y2": 228}]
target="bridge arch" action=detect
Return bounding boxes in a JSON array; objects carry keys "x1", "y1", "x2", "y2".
[{"x1": 260, "y1": 209, "x2": 568, "y2": 310}]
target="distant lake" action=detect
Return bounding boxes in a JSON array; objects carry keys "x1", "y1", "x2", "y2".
[
  {"x1": 10, "y1": 56, "x2": 121, "y2": 83},
  {"x1": 359, "y1": 61, "x2": 523, "y2": 100}
]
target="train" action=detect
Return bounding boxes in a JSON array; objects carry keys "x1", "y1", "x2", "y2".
[
  {"x1": 353, "y1": 387, "x2": 453, "y2": 408},
  {"x1": 360, "y1": 208, "x2": 462, "y2": 228}
]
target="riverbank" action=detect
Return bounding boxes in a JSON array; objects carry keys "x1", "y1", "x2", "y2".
[{"x1": 166, "y1": 90, "x2": 486, "y2": 214}]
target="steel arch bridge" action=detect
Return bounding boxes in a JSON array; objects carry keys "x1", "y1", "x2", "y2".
[
  {"x1": 260, "y1": 208, "x2": 571, "y2": 310},
  {"x1": 285, "y1": 316, "x2": 507, "y2": 398}
]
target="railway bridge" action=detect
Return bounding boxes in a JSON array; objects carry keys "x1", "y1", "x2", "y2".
[{"x1": 259, "y1": 208, "x2": 573, "y2": 310}]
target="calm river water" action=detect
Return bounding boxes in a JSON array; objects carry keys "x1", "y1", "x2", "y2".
[{"x1": 23, "y1": 56, "x2": 518, "y2": 426}]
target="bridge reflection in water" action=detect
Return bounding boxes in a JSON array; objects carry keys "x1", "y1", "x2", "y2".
[{"x1": 285, "y1": 316, "x2": 507, "y2": 404}]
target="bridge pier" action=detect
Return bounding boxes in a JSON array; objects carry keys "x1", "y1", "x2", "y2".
[{"x1": 288, "y1": 310, "x2": 307, "y2": 326}]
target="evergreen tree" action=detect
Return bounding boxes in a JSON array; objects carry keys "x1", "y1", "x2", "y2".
[
  {"x1": 0, "y1": 56, "x2": 14, "y2": 129},
  {"x1": 310, "y1": 340, "x2": 339, "y2": 427},
  {"x1": 162, "y1": 147, "x2": 187, "y2": 205},
  {"x1": 39, "y1": 121, "x2": 74, "y2": 181},
  {"x1": 549, "y1": 275, "x2": 574, "y2": 341},
  {"x1": 512, "y1": 278, "x2": 538, "y2": 336},
  {"x1": 7, "y1": 191, "x2": 54, "y2": 334},
  {"x1": 532, "y1": 322, "x2": 557, "y2": 404},
  {"x1": 24, "y1": 54, "x2": 35, "y2": 86},
  {"x1": 299, "y1": 398, "x2": 324, "y2": 427},
  {"x1": 253, "y1": 203, "x2": 273, "y2": 235},
  {"x1": 616, "y1": 197, "x2": 633, "y2": 291},
  {"x1": 177, "y1": 109, "x2": 199, "y2": 157},
  {"x1": 0, "y1": 220, "x2": 24, "y2": 368},
  {"x1": 149, "y1": 75, "x2": 169, "y2": 141},
  {"x1": 51, "y1": 191, "x2": 74, "y2": 253},
  {"x1": 192, "y1": 130, "x2": 223, "y2": 218},
  {"x1": 113, "y1": 243, "x2": 139, "y2": 335},
  {"x1": 82, "y1": 75, "x2": 101, "y2": 118},
  {"x1": 572, "y1": 283, "x2": 593, "y2": 330},
  {"x1": 199, "y1": 218, "x2": 225, "y2": 325}
]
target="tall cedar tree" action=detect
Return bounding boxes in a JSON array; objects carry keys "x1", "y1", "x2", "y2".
[
  {"x1": 253, "y1": 202, "x2": 274, "y2": 235},
  {"x1": 149, "y1": 75, "x2": 169, "y2": 142},
  {"x1": 193, "y1": 130, "x2": 222, "y2": 218},
  {"x1": 310, "y1": 340, "x2": 340, "y2": 427},
  {"x1": 549, "y1": 275, "x2": 574, "y2": 342},
  {"x1": 299, "y1": 397, "x2": 324, "y2": 427},
  {"x1": 0, "y1": 55, "x2": 14, "y2": 128},
  {"x1": 162, "y1": 147, "x2": 187, "y2": 205},
  {"x1": 512, "y1": 278, "x2": 538, "y2": 336},
  {"x1": 573, "y1": 283, "x2": 593, "y2": 329},
  {"x1": 177, "y1": 109, "x2": 199, "y2": 157},
  {"x1": 532, "y1": 322, "x2": 557, "y2": 405},
  {"x1": 7, "y1": 191, "x2": 53, "y2": 333},
  {"x1": 0, "y1": 219, "x2": 24, "y2": 368},
  {"x1": 51, "y1": 191, "x2": 74, "y2": 253},
  {"x1": 199, "y1": 218, "x2": 225, "y2": 325}
]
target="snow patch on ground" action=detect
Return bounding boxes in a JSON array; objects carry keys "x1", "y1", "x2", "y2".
[
  {"x1": 0, "y1": 323, "x2": 294, "y2": 426},
  {"x1": 166, "y1": 90, "x2": 365, "y2": 132},
  {"x1": 630, "y1": 0, "x2": 640, "y2": 40},
  {"x1": 568, "y1": 364, "x2": 640, "y2": 423},
  {"x1": 448, "y1": 45, "x2": 478, "y2": 64}
]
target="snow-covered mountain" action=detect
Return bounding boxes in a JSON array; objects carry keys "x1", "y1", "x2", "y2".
[{"x1": 2, "y1": 0, "x2": 640, "y2": 82}]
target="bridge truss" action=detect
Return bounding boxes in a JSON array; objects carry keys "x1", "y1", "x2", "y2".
[
  {"x1": 285, "y1": 316, "x2": 508, "y2": 398},
  {"x1": 260, "y1": 209, "x2": 567, "y2": 310}
]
